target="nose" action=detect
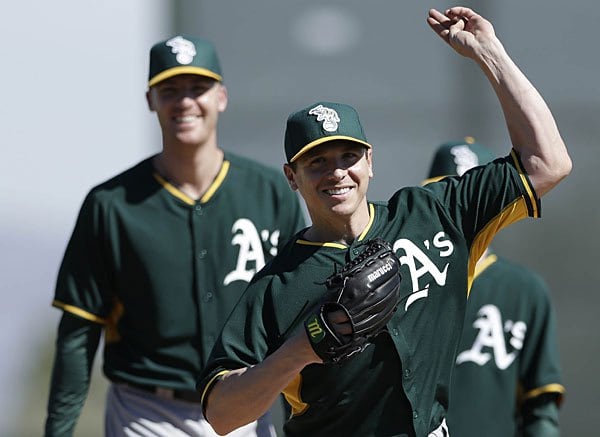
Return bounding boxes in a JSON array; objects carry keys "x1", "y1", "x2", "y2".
[{"x1": 328, "y1": 160, "x2": 348, "y2": 179}]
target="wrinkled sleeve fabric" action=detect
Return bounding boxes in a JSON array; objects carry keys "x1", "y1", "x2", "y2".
[{"x1": 45, "y1": 313, "x2": 102, "y2": 437}]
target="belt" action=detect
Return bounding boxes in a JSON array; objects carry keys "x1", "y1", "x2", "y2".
[{"x1": 122, "y1": 381, "x2": 203, "y2": 404}]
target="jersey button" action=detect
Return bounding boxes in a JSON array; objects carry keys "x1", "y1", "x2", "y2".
[
  {"x1": 412, "y1": 411, "x2": 419, "y2": 420},
  {"x1": 352, "y1": 248, "x2": 359, "y2": 255},
  {"x1": 194, "y1": 205, "x2": 203, "y2": 215},
  {"x1": 197, "y1": 249, "x2": 207, "y2": 259},
  {"x1": 391, "y1": 328, "x2": 399, "y2": 336},
  {"x1": 204, "y1": 292, "x2": 213, "y2": 302},
  {"x1": 403, "y1": 368, "x2": 411, "y2": 378}
]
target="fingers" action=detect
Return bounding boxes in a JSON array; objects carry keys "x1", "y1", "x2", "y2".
[
  {"x1": 445, "y1": 6, "x2": 478, "y2": 21},
  {"x1": 327, "y1": 310, "x2": 352, "y2": 336},
  {"x1": 427, "y1": 8, "x2": 451, "y2": 42}
]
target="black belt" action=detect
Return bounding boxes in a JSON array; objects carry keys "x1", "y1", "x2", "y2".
[{"x1": 121, "y1": 381, "x2": 203, "y2": 404}]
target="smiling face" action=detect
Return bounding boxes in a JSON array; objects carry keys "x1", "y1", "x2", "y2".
[
  {"x1": 284, "y1": 140, "x2": 373, "y2": 227},
  {"x1": 146, "y1": 74, "x2": 227, "y2": 149}
]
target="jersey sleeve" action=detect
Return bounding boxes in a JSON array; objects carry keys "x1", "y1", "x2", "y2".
[
  {"x1": 423, "y1": 149, "x2": 541, "y2": 261},
  {"x1": 517, "y1": 273, "x2": 565, "y2": 406},
  {"x1": 197, "y1": 274, "x2": 274, "y2": 407},
  {"x1": 52, "y1": 190, "x2": 114, "y2": 324}
]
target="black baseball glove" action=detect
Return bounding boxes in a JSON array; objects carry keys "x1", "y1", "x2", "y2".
[{"x1": 304, "y1": 238, "x2": 402, "y2": 364}]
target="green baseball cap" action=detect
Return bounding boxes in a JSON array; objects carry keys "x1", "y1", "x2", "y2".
[
  {"x1": 284, "y1": 102, "x2": 372, "y2": 163},
  {"x1": 148, "y1": 35, "x2": 222, "y2": 87},
  {"x1": 423, "y1": 137, "x2": 495, "y2": 184}
]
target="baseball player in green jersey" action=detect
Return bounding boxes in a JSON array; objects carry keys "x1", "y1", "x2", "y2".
[
  {"x1": 44, "y1": 35, "x2": 305, "y2": 436},
  {"x1": 424, "y1": 138, "x2": 565, "y2": 436},
  {"x1": 197, "y1": 7, "x2": 572, "y2": 437}
]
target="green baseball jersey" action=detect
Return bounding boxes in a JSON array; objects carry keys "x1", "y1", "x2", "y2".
[
  {"x1": 448, "y1": 253, "x2": 564, "y2": 436},
  {"x1": 199, "y1": 151, "x2": 540, "y2": 436},
  {"x1": 52, "y1": 151, "x2": 305, "y2": 391}
]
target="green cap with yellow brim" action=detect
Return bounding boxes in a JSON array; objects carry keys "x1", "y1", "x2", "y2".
[
  {"x1": 148, "y1": 35, "x2": 222, "y2": 87},
  {"x1": 284, "y1": 102, "x2": 372, "y2": 163},
  {"x1": 422, "y1": 136, "x2": 496, "y2": 185}
]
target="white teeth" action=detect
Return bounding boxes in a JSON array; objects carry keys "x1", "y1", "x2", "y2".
[
  {"x1": 175, "y1": 115, "x2": 197, "y2": 123},
  {"x1": 325, "y1": 187, "x2": 351, "y2": 195}
]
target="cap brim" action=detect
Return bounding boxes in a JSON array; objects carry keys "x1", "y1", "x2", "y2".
[
  {"x1": 148, "y1": 66, "x2": 222, "y2": 87},
  {"x1": 420, "y1": 175, "x2": 449, "y2": 186},
  {"x1": 289, "y1": 136, "x2": 372, "y2": 163}
]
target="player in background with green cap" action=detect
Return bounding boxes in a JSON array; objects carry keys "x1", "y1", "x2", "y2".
[
  {"x1": 44, "y1": 35, "x2": 305, "y2": 436},
  {"x1": 424, "y1": 138, "x2": 565, "y2": 436},
  {"x1": 197, "y1": 7, "x2": 572, "y2": 436}
]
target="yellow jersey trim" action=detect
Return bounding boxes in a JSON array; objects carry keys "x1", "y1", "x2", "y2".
[
  {"x1": 52, "y1": 300, "x2": 106, "y2": 324},
  {"x1": 200, "y1": 160, "x2": 230, "y2": 203},
  {"x1": 357, "y1": 203, "x2": 375, "y2": 241},
  {"x1": 153, "y1": 173, "x2": 195, "y2": 205},
  {"x1": 420, "y1": 175, "x2": 447, "y2": 186},
  {"x1": 294, "y1": 203, "x2": 374, "y2": 248},
  {"x1": 282, "y1": 373, "x2": 309, "y2": 416},
  {"x1": 510, "y1": 149, "x2": 539, "y2": 218},
  {"x1": 152, "y1": 160, "x2": 230, "y2": 205},
  {"x1": 296, "y1": 239, "x2": 347, "y2": 249},
  {"x1": 522, "y1": 383, "x2": 566, "y2": 400},
  {"x1": 200, "y1": 370, "x2": 231, "y2": 410},
  {"x1": 467, "y1": 198, "x2": 530, "y2": 298},
  {"x1": 473, "y1": 253, "x2": 498, "y2": 281}
]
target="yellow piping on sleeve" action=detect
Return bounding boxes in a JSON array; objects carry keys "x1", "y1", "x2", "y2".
[
  {"x1": 200, "y1": 370, "x2": 231, "y2": 411},
  {"x1": 510, "y1": 149, "x2": 539, "y2": 218},
  {"x1": 52, "y1": 300, "x2": 106, "y2": 324}
]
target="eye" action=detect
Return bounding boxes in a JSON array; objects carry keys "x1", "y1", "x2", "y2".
[
  {"x1": 307, "y1": 156, "x2": 326, "y2": 168},
  {"x1": 157, "y1": 86, "x2": 177, "y2": 97},
  {"x1": 342, "y1": 151, "x2": 363, "y2": 166},
  {"x1": 191, "y1": 83, "x2": 213, "y2": 96}
]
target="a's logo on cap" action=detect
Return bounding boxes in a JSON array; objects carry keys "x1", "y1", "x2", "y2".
[
  {"x1": 450, "y1": 145, "x2": 479, "y2": 176},
  {"x1": 166, "y1": 36, "x2": 196, "y2": 65},
  {"x1": 309, "y1": 104, "x2": 340, "y2": 132}
]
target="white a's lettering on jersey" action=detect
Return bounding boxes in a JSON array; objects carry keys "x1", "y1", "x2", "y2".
[
  {"x1": 455, "y1": 304, "x2": 527, "y2": 370},
  {"x1": 393, "y1": 231, "x2": 452, "y2": 310},
  {"x1": 223, "y1": 218, "x2": 279, "y2": 285}
]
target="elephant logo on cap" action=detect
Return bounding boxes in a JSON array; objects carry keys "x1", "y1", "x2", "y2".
[
  {"x1": 309, "y1": 104, "x2": 340, "y2": 132},
  {"x1": 166, "y1": 36, "x2": 196, "y2": 65}
]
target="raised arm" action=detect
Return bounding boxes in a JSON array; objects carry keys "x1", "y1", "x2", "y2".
[
  {"x1": 427, "y1": 7, "x2": 572, "y2": 197},
  {"x1": 204, "y1": 331, "x2": 320, "y2": 435}
]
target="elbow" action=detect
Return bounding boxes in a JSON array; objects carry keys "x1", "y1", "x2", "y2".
[
  {"x1": 204, "y1": 394, "x2": 246, "y2": 436},
  {"x1": 560, "y1": 154, "x2": 573, "y2": 179},
  {"x1": 209, "y1": 421, "x2": 234, "y2": 437},
  {"x1": 205, "y1": 408, "x2": 233, "y2": 436}
]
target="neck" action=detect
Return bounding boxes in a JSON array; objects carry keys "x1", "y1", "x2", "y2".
[
  {"x1": 304, "y1": 202, "x2": 371, "y2": 245},
  {"x1": 153, "y1": 145, "x2": 224, "y2": 200}
]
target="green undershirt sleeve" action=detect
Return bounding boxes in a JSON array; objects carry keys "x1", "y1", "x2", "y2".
[
  {"x1": 520, "y1": 394, "x2": 561, "y2": 437},
  {"x1": 44, "y1": 312, "x2": 102, "y2": 437}
]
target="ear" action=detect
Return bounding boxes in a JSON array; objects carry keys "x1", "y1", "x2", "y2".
[
  {"x1": 217, "y1": 83, "x2": 228, "y2": 113},
  {"x1": 366, "y1": 148, "x2": 374, "y2": 178},
  {"x1": 283, "y1": 164, "x2": 298, "y2": 191},
  {"x1": 145, "y1": 89, "x2": 155, "y2": 112}
]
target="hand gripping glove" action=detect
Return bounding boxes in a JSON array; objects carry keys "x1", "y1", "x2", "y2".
[{"x1": 304, "y1": 238, "x2": 402, "y2": 364}]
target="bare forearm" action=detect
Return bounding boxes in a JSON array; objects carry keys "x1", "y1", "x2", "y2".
[
  {"x1": 427, "y1": 7, "x2": 572, "y2": 196},
  {"x1": 475, "y1": 34, "x2": 571, "y2": 196},
  {"x1": 205, "y1": 332, "x2": 319, "y2": 435}
]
